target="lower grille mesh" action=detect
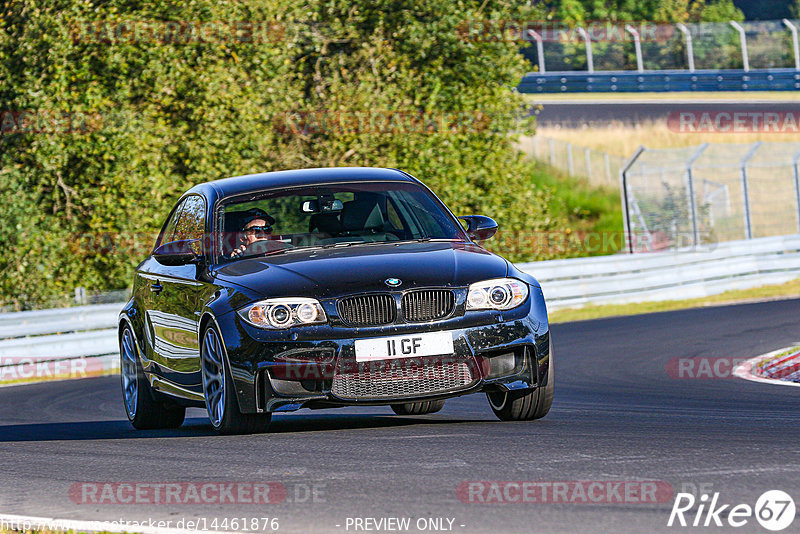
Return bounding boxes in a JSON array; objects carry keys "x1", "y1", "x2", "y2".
[{"x1": 331, "y1": 359, "x2": 475, "y2": 400}]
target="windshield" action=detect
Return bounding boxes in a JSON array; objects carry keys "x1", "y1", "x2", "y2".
[{"x1": 216, "y1": 181, "x2": 467, "y2": 262}]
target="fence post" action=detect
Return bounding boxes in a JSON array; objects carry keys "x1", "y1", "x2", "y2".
[
  {"x1": 621, "y1": 146, "x2": 646, "y2": 254},
  {"x1": 625, "y1": 25, "x2": 644, "y2": 72},
  {"x1": 585, "y1": 147, "x2": 592, "y2": 179},
  {"x1": 740, "y1": 142, "x2": 761, "y2": 239},
  {"x1": 577, "y1": 27, "x2": 594, "y2": 72},
  {"x1": 604, "y1": 153, "x2": 612, "y2": 185},
  {"x1": 685, "y1": 143, "x2": 709, "y2": 247},
  {"x1": 729, "y1": 21, "x2": 750, "y2": 72},
  {"x1": 783, "y1": 19, "x2": 800, "y2": 70},
  {"x1": 533, "y1": 135, "x2": 539, "y2": 158},
  {"x1": 567, "y1": 143, "x2": 574, "y2": 176},
  {"x1": 793, "y1": 149, "x2": 800, "y2": 233},
  {"x1": 676, "y1": 23, "x2": 695, "y2": 72},
  {"x1": 526, "y1": 30, "x2": 546, "y2": 73},
  {"x1": 548, "y1": 137, "x2": 555, "y2": 166}
]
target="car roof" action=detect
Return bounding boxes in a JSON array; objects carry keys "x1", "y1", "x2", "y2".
[{"x1": 188, "y1": 167, "x2": 418, "y2": 201}]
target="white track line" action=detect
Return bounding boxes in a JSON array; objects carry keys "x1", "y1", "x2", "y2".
[
  {"x1": 733, "y1": 347, "x2": 800, "y2": 388},
  {"x1": 0, "y1": 512, "x2": 235, "y2": 534}
]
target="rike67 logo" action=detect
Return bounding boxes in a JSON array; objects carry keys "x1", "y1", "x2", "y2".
[{"x1": 668, "y1": 490, "x2": 796, "y2": 531}]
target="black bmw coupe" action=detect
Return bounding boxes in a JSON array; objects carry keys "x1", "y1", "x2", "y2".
[{"x1": 119, "y1": 167, "x2": 553, "y2": 434}]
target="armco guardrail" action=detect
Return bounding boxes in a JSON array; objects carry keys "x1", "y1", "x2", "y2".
[
  {"x1": 1, "y1": 234, "x2": 799, "y2": 372},
  {"x1": 0, "y1": 303, "x2": 122, "y2": 383},
  {"x1": 519, "y1": 234, "x2": 800, "y2": 309},
  {"x1": 518, "y1": 69, "x2": 800, "y2": 93}
]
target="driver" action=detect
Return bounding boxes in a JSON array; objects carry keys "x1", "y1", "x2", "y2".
[{"x1": 230, "y1": 209, "x2": 279, "y2": 258}]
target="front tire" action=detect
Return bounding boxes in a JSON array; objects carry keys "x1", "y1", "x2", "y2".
[
  {"x1": 120, "y1": 325, "x2": 185, "y2": 430},
  {"x1": 201, "y1": 324, "x2": 271, "y2": 435},
  {"x1": 391, "y1": 399, "x2": 446, "y2": 415},
  {"x1": 487, "y1": 345, "x2": 554, "y2": 421}
]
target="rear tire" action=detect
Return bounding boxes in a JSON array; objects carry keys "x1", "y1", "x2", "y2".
[
  {"x1": 391, "y1": 399, "x2": 446, "y2": 416},
  {"x1": 120, "y1": 325, "x2": 185, "y2": 430},
  {"x1": 201, "y1": 324, "x2": 271, "y2": 435}
]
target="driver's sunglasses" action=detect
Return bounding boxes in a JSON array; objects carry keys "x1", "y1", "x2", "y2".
[{"x1": 243, "y1": 225, "x2": 272, "y2": 234}]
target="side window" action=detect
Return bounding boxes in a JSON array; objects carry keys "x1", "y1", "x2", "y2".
[
  {"x1": 156, "y1": 199, "x2": 186, "y2": 249},
  {"x1": 173, "y1": 196, "x2": 206, "y2": 254}
]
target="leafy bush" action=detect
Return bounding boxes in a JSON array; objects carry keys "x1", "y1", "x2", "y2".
[{"x1": 0, "y1": 0, "x2": 609, "y2": 308}]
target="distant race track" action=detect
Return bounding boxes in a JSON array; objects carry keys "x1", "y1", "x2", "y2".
[{"x1": 532, "y1": 99, "x2": 800, "y2": 128}]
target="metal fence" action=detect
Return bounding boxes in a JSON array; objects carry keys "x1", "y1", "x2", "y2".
[
  {"x1": 621, "y1": 142, "x2": 800, "y2": 252},
  {"x1": 518, "y1": 18, "x2": 800, "y2": 92},
  {"x1": 521, "y1": 135, "x2": 625, "y2": 187},
  {"x1": 522, "y1": 19, "x2": 800, "y2": 74}
]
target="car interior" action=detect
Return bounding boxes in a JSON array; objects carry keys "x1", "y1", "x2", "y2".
[{"x1": 220, "y1": 192, "x2": 405, "y2": 259}]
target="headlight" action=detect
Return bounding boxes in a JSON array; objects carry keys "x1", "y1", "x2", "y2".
[
  {"x1": 238, "y1": 298, "x2": 327, "y2": 329},
  {"x1": 466, "y1": 278, "x2": 528, "y2": 311}
]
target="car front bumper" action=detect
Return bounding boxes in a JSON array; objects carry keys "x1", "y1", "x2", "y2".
[{"x1": 218, "y1": 286, "x2": 551, "y2": 414}]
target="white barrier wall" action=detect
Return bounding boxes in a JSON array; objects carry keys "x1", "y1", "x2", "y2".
[{"x1": 518, "y1": 234, "x2": 800, "y2": 309}]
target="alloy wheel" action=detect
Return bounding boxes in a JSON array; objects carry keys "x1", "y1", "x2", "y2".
[
  {"x1": 120, "y1": 328, "x2": 139, "y2": 419},
  {"x1": 201, "y1": 328, "x2": 226, "y2": 428}
]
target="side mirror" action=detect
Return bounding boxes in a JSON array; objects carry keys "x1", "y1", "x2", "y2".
[
  {"x1": 153, "y1": 239, "x2": 201, "y2": 266},
  {"x1": 458, "y1": 215, "x2": 499, "y2": 241}
]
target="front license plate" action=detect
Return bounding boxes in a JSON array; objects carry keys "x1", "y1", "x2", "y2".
[{"x1": 354, "y1": 332, "x2": 455, "y2": 362}]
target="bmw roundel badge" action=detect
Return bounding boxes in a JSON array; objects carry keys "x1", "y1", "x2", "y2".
[{"x1": 385, "y1": 278, "x2": 402, "y2": 287}]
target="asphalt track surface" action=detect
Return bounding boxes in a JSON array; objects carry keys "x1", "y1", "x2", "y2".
[
  {"x1": 1, "y1": 298, "x2": 799, "y2": 533},
  {"x1": 533, "y1": 100, "x2": 800, "y2": 128}
]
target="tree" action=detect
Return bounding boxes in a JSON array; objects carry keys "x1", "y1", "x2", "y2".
[{"x1": 0, "y1": 0, "x2": 571, "y2": 308}]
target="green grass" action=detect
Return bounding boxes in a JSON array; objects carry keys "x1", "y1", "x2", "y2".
[
  {"x1": 529, "y1": 160, "x2": 624, "y2": 256},
  {"x1": 549, "y1": 277, "x2": 800, "y2": 323}
]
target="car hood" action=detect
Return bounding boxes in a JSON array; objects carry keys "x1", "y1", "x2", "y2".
[{"x1": 213, "y1": 241, "x2": 509, "y2": 299}]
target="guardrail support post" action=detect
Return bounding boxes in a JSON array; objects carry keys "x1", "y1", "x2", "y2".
[
  {"x1": 74, "y1": 287, "x2": 87, "y2": 306},
  {"x1": 526, "y1": 29, "x2": 546, "y2": 74},
  {"x1": 730, "y1": 21, "x2": 750, "y2": 72},
  {"x1": 625, "y1": 25, "x2": 644, "y2": 72},
  {"x1": 783, "y1": 19, "x2": 800, "y2": 71},
  {"x1": 576, "y1": 27, "x2": 594, "y2": 72},
  {"x1": 740, "y1": 142, "x2": 761, "y2": 239},
  {"x1": 793, "y1": 149, "x2": 800, "y2": 233},
  {"x1": 676, "y1": 23, "x2": 695, "y2": 72},
  {"x1": 686, "y1": 143, "x2": 709, "y2": 247}
]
